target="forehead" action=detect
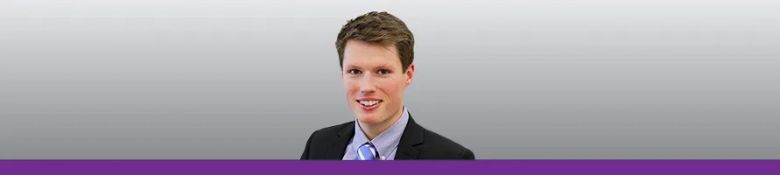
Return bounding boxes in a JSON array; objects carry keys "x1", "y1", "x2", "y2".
[{"x1": 343, "y1": 40, "x2": 401, "y2": 67}]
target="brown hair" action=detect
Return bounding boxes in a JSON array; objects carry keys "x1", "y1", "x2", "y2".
[{"x1": 335, "y1": 11, "x2": 415, "y2": 71}]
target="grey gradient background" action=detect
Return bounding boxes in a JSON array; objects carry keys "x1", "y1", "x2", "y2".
[{"x1": 2, "y1": 0, "x2": 779, "y2": 159}]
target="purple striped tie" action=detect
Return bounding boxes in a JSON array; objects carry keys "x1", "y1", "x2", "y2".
[{"x1": 356, "y1": 142, "x2": 379, "y2": 160}]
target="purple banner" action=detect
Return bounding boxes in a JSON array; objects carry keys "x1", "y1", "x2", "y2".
[{"x1": 1, "y1": 160, "x2": 779, "y2": 175}]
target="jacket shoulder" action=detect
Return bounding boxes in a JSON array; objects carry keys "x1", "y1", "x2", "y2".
[
  {"x1": 311, "y1": 121, "x2": 352, "y2": 135},
  {"x1": 300, "y1": 121, "x2": 353, "y2": 160},
  {"x1": 420, "y1": 128, "x2": 476, "y2": 159}
]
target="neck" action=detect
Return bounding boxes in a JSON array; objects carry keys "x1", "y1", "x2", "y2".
[{"x1": 359, "y1": 106, "x2": 404, "y2": 140}]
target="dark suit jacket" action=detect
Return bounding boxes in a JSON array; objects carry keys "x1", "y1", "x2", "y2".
[{"x1": 300, "y1": 114, "x2": 475, "y2": 160}]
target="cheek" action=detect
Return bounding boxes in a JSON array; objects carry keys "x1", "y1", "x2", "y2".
[
  {"x1": 343, "y1": 79, "x2": 358, "y2": 94},
  {"x1": 378, "y1": 79, "x2": 403, "y2": 98}
]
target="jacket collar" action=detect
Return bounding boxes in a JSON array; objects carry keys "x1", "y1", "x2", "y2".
[
  {"x1": 326, "y1": 111, "x2": 425, "y2": 160},
  {"x1": 393, "y1": 113, "x2": 424, "y2": 160}
]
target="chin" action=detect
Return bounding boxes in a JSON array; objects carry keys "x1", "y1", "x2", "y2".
[{"x1": 356, "y1": 114, "x2": 384, "y2": 125}]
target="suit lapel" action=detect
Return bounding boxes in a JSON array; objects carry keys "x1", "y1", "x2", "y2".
[
  {"x1": 325, "y1": 122, "x2": 355, "y2": 159},
  {"x1": 394, "y1": 113, "x2": 424, "y2": 160}
]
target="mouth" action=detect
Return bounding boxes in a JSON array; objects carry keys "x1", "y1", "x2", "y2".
[{"x1": 356, "y1": 99, "x2": 383, "y2": 108}]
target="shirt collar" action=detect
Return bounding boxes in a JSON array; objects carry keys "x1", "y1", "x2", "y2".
[{"x1": 352, "y1": 106, "x2": 410, "y2": 159}]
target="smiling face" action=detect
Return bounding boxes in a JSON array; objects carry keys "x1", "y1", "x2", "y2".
[{"x1": 341, "y1": 39, "x2": 414, "y2": 126}]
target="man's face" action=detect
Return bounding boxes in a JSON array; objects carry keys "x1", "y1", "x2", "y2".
[{"x1": 341, "y1": 40, "x2": 414, "y2": 126}]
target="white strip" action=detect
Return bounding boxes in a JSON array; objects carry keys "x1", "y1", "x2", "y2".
[
  {"x1": 369, "y1": 147, "x2": 377, "y2": 159},
  {"x1": 357, "y1": 149, "x2": 366, "y2": 160}
]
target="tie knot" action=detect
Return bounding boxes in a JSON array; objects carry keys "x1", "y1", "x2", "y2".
[{"x1": 357, "y1": 142, "x2": 379, "y2": 160}]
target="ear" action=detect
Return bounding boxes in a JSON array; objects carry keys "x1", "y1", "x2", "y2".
[{"x1": 405, "y1": 63, "x2": 415, "y2": 85}]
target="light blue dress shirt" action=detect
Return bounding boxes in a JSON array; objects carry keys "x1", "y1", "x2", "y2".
[{"x1": 342, "y1": 106, "x2": 410, "y2": 160}]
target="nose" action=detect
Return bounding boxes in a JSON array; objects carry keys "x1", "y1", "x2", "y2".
[{"x1": 358, "y1": 74, "x2": 377, "y2": 94}]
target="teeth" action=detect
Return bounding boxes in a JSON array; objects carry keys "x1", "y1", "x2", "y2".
[{"x1": 359, "y1": 100, "x2": 380, "y2": 106}]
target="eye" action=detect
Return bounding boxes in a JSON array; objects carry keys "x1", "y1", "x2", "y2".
[
  {"x1": 347, "y1": 69, "x2": 362, "y2": 75},
  {"x1": 377, "y1": 69, "x2": 391, "y2": 75}
]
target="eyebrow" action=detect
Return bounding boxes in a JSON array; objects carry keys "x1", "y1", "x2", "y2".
[
  {"x1": 375, "y1": 63, "x2": 394, "y2": 69},
  {"x1": 344, "y1": 64, "x2": 362, "y2": 69},
  {"x1": 344, "y1": 64, "x2": 395, "y2": 70}
]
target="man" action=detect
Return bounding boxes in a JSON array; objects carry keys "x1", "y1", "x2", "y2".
[{"x1": 299, "y1": 11, "x2": 475, "y2": 160}]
